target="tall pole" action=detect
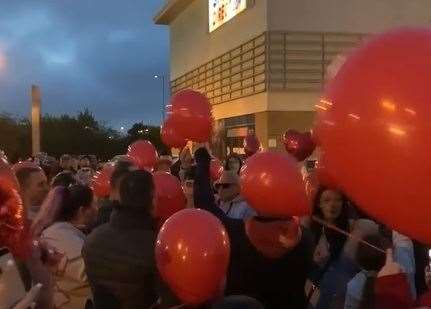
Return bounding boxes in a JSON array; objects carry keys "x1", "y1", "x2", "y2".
[{"x1": 31, "y1": 85, "x2": 41, "y2": 156}]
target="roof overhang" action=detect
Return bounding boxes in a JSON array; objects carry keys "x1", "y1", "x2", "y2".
[{"x1": 153, "y1": 0, "x2": 195, "y2": 25}]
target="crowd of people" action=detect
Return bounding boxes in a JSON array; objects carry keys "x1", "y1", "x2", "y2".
[{"x1": 1, "y1": 146, "x2": 431, "y2": 309}]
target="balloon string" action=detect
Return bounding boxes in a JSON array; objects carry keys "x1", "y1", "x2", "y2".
[{"x1": 311, "y1": 216, "x2": 386, "y2": 254}]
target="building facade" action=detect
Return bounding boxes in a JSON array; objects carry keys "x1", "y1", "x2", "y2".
[{"x1": 155, "y1": 0, "x2": 431, "y2": 155}]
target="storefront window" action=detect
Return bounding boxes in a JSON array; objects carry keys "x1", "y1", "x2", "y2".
[{"x1": 223, "y1": 114, "x2": 255, "y2": 155}]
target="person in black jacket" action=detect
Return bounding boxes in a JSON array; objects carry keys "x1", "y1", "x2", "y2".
[
  {"x1": 83, "y1": 170, "x2": 174, "y2": 309},
  {"x1": 193, "y1": 147, "x2": 313, "y2": 309}
]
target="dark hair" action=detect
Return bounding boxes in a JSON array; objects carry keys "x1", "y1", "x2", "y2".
[
  {"x1": 58, "y1": 185, "x2": 93, "y2": 222},
  {"x1": 224, "y1": 154, "x2": 243, "y2": 174},
  {"x1": 15, "y1": 167, "x2": 43, "y2": 188},
  {"x1": 211, "y1": 295, "x2": 264, "y2": 309},
  {"x1": 110, "y1": 160, "x2": 135, "y2": 189},
  {"x1": 194, "y1": 147, "x2": 211, "y2": 165},
  {"x1": 119, "y1": 170, "x2": 154, "y2": 213},
  {"x1": 184, "y1": 166, "x2": 196, "y2": 181},
  {"x1": 80, "y1": 155, "x2": 91, "y2": 161},
  {"x1": 60, "y1": 154, "x2": 71, "y2": 161},
  {"x1": 310, "y1": 187, "x2": 350, "y2": 260},
  {"x1": 356, "y1": 234, "x2": 386, "y2": 309},
  {"x1": 51, "y1": 171, "x2": 77, "y2": 188}
]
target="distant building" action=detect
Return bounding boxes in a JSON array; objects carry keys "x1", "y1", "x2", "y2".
[{"x1": 154, "y1": 0, "x2": 431, "y2": 156}]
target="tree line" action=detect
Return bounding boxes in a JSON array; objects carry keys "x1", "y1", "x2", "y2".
[{"x1": 0, "y1": 109, "x2": 168, "y2": 162}]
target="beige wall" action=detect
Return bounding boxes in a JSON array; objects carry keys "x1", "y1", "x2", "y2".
[
  {"x1": 211, "y1": 91, "x2": 319, "y2": 121},
  {"x1": 268, "y1": 92, "x2": 319, "y2": 112},
  {"x1": 170, "y1": 0, "x2": 268, "y2": 79},
  {"x1": 268, "y1": 0, "x2": 431, "y2": 33},
  {"x1": 168, "y1": 0, "x2": 431, "y2": 79},
  {"x1": 255, "y1": 111, "x2": 269, "y2": 149},
  {"x1": 212, "y1": 92, "x2": 268, "y2": 120}
]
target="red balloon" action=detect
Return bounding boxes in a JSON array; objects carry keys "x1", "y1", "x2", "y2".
[
  {"x1": 156, "y1": 209, "x2": 230, "y2": 305},
  {"x1": 153, "y1": 172, "x2": 186, "y2": 227},
  {"x1": 0, "y1": 157, "x2": 19, "y2": 190},
  {"x1": 240, "y1": 151, "x2": 310, "y2": 217},
  {"x1": 0, "y1": 178, "x2": 27, "y2": 258},
  {"x1": 315, "y1": 28, "x2": 431, "y2": 243},
  {"x1": 210, "y1": 159, "x2": 223, "y2": 181},
  {"x1": 161, "y1": 118, "x2": 187, "y2": 149},
  {"x1": 170, "y1": 90, "x2": 213, "y2": 143},
  {"x1": 314, "y1": 154, "x2": 338, "y2": 190},
  {"x1": 91, "y1": 164, "x2": 114, "y2": 198},
  {"x1": 282, "y1": 130, "x2": 316, "y2": 161},
  {"x1": 243, "y1": 134, "x2": 260, "y2": 156},
  {"x1": 127, "y1": 140, "x2": 159, "y2": 171}
]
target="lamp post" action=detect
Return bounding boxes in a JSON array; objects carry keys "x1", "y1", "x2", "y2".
[{"x1": 154, "y1": 75, "x2": 166, "y2": 122}]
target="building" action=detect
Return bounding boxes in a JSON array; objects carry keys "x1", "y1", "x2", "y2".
[{"x1": 154, "y1": 0, "x2": 431, "y2": 156}]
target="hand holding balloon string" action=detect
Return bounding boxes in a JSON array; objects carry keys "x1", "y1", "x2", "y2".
[{"x1": 312, "y1": 216, "x2": 385, "y2": 254}]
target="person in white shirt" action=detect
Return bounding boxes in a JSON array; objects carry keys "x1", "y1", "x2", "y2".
[
  {"x1": 214, "y1": 170, "x2": 255, "y2": 220},
  {"x1": 40, "y1": 185, "x2": 97, "y2": 308}
]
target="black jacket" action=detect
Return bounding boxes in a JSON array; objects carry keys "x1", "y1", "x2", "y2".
[
  {"x1": 193, "y1": 148, "x2": 312, "y2": 309},
  {"x1": 93, "y1": 199, "x2": 119, "y2": 228},
  {"x1": 83, "y1": 208, "x2": 160, "y2": 309}
]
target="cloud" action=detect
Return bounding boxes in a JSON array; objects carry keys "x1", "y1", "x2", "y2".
[{"x1": 0, "y1": 0, "x2": 169, "y2": 127}]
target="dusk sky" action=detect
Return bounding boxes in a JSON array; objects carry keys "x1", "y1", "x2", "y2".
[{"x1": 0, "y1": 0, "x2": 168, "y2": 129}]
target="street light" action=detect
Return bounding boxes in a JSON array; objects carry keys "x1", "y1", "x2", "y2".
[{"x1": 154, "y1": 74, "x2": 166, "y2": 122}]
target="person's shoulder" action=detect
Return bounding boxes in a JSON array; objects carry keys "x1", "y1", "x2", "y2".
[
  {"x1": 42, "y1": 222, "x2": 71, "y2": 239},
  {"x1": 84, "y1": 224, "x2": 111, "y2": 247}
]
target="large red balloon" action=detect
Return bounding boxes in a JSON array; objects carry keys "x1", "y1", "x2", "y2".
[
  {"x1": 127, "y1": 140, "x2": 159, "y2": 171},
  {"x1": 156, "y1": 209, "x2": 230, "y2": 305},
  {"x1": 210, "y1": 159, "x2": 223, "y2": 181},
  {"x1": 161, "y1": 118, "x2": 187, "y2": 149},
  {"x1": 0, "y1": 178, "x2": 27, "y2": 258},
  {"x1": 91, "y1": 164, "x2": 114, "y2": 198},
  {"x1": 282, "y1": 130, "x2": 316, "y2": 161},
  {"x1": 170, "y1": 90, "x2": 213, "y2": 143},
  {"x1": 153, "y1": 172, "x2": 186, "y2": 227},
  {"x1": 315, "y1": 28, "x2": 431, "y2": 244},
  {"x1": 243, "y1": 134, "x2": 260, "y2": 157},
  {"x1": 240, "y1": 152, "x2": 309, "y2": 217},
  {"x1": 315, "y1": 154, "x2": 338, "y2": 190}
]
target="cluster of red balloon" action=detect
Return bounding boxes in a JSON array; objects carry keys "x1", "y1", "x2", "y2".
[
  {"x1": 156, "y1": 90, "x2": 232, "y2": 305},
  {"x1": 161, "y1": 90, "x2": 213, "y2": 148},
  {"x1": 314, "y1": 27, "x2": 431, "y2": 244},
  {"x1": 91, "y1": 140, "x2": 185, "y2": 227}
]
